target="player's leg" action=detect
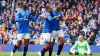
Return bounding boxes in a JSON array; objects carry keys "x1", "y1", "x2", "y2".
[
  {"x1": 57, "y1": 37, "x2": 64, "y2": 56},
  {"x1": 57, "y1": 30, "x2": 64, "y2": 56},
  {"x1": 23, "y1": 34, "x2": 30, "y2": 56},
  {"x1": 11, "y1": 34, "x2": 24, "y2": 56},
  {"x1": 49, "y1": 31, "x2": 57, "y2": 56},
  {"x1": 41, "y1": 42, "x2": 51, "y2": 56},
  {"x1": 39, "y1": 33, "x2": 53, "y2": 56},
  {"x1": 12, "y1": 40, "x2": 22, "y2": 53},
  {"x1": 49, "y1": 39, "x2": 55, "y2": 56},
  {"x1": 23, "y1": 39, "x2": 29, "y2": 56}
]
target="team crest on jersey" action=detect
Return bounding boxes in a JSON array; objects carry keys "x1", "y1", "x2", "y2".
[{"x1": 24, "y1": 16, "x2": 28, "y2": 20}]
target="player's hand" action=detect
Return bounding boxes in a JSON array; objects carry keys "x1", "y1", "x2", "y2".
[
  {"x1": 57, "y1": 14, "x2": 62, "y2": 18},
  {"x1": 58, "y1": 14, "x2": 62, "y2": 17},
  {"x1": 40, "y1": 14, "x2": 47, "y2": 19},
  {"x1": 54, "y1": 14, "x2": 62, "y2": 19},
  {"x1": 54, "y1": 16, "x2": 58, "y2": 19}
]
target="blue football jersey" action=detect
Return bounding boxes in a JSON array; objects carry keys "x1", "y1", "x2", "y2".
[
  {"x1": 42, "y1": 12, "x2": 54, "y2": 33},
  {"x1": 52, "y1": 9, "x2": 63, "y2": 31},
  {"x1": 15, "y1": 10, "x2": 39, "y2": 33}
]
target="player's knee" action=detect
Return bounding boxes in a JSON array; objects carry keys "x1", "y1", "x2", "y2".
[
  {"x1": 44, "y1": 43, "x2": 50, "y2": 50},
  {"x1": 24, "y1": 39, "x2": 29, "y2": 44},
  {"x1": 24, "y1": 44, "x2": 28, "y2": 48},
  {"x1": 60, "y1": 40, "x2": 64, "y2": 45},
  {"x1": 59, "y1": 40, "x2": 64, "y2": 46},
  {"x1": 45, "y1": 42, "x2": 50, "y2": 47},
  {"x1": 17, "y1": 41, "x2": 22, "y2": 45},
  {"x1": 61, "y1": 40, "x2": 64, "y2": 44},
  {"x1": 50, "y1": 43, "x2": 53, "y2": 48},
  {"x1": 24, "y1": 43, "x2": 28, "y2": 46},
  {"x1": 59, "y1": 38, "x2": 64, "y2": 43},
  {"x1": 59, "y1": 43, "x2": 64, "y2": 46},
  {"x1": 24, "y1": 42, "x2": 29, "y2": 45}
]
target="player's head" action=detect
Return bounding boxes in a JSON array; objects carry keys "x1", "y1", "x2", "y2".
[
  {"x1": 78, "y1": 35, "x2": 84, "y2": 41},
  {"x1": 55, "y1": 1, "x2": 62, "y2": 10},
  {"x1": 21, "y1": 1, "x2": 28, "y2": 10},
  {"x1": 46, "y1": 4, "x2": 52, "y2": 12}
]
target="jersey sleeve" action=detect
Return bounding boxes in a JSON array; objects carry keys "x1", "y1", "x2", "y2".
[
  {"x1": 45, "y1": 12, "x2": 54, "y2": 21},
  {"x1": 86, "y1": 41, "x2": 91, "y2": 52},
  {"x1": 70, "y1": 41, "x2": 78, "y2": 51},
  {"x1": 15, "y1": 11, "x2": 23, "y2": 22},
  {"x1": 29, "y1": 13, "x2": 39, "y2": 22}
]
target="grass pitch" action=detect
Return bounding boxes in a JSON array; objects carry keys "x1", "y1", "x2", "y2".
[{"x1": 0, "y1": 52, "x2": 99, "y2": 56}]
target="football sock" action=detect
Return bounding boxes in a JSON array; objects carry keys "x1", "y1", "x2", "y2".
[
  {"x1": 41, "y1": 46, "x2": 49, "y2": 56},
  {"x1": 49, "y1": 47, "x2": 53, "y2": 56},
  {"x1": 57, "y1": 44, "x2": 64, "y2": 55},
  {"x1": 13, "y1": 44, "x2": 20, "y2": 53},
  {"x1": 23, "y1": 44, "x2": 28, "y2": 56}
]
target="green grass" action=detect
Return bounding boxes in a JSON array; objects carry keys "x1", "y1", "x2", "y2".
[{"x1": 0, "y1": 52, "x2": 99, "y2": 56}]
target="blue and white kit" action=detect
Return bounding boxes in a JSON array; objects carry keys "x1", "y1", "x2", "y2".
[{"x1": 15, "y1": 10, "x2": 39, "y2": 40}]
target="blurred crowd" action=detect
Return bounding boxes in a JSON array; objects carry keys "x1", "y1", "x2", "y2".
[{"x1": 0, "y1": 0, "x2": 100, "y2": 45}]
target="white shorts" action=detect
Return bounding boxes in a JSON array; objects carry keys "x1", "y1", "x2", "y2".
[
  {"x1": 17, "y1": 33, "x2": 30, "y2": 40},
  {"x1": 42, "y1": 33, "x2": 53, "y2": 42},
  {"x1": 52, "y1": 30, "x2": 64, "y2": 39}
]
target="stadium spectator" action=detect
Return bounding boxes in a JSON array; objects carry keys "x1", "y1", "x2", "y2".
[{"x1": 87, "y1": 32, "x2": 96, "y2": 45}]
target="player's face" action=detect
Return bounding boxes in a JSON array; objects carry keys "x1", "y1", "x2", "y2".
[
  {"x1": 49, "y1": 6, "x2": 52, "y2": 12},
  {"x1": 78, "y1": 35, "x2": 84, "y2": 41},
  {"x1": 47, "y1": 5, "x2": 52, "y2": 12},
  {"x1": 57, "y1": 3, "x2": 62, "y2": 9}
]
